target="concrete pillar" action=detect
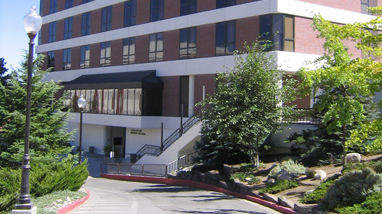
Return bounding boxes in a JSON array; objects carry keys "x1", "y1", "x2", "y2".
[{"x1": 188, "y1": 75, "x2": 195, "y2": 117}]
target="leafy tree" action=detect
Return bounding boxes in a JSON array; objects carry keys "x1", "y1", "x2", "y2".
[
  {"x1": 0, "y1": 58, "x2": 10, "y2": 87},
  {"x1": 195, "y1": 41, "x2": 298, "y2": 168},
  {"x1": 0, "y1": 54, "x2": 74, "y2": 167},
  {"x1": 297, "y1": 13, "x2": 382, "y2": 168}
]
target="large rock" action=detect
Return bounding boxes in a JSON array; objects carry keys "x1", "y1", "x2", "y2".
[
  {"x1": 305, "y1": 168, "x2": 317, "y2": 179},
  {"x1": 313, "y1": 170, "x2": 327, "y2": 181},
  {"x1": 345, "y1": 153, "x2": 362, "y2": 163},
  {"x1": 276, "y1": 170, "x2": 294, "y2": 181}
]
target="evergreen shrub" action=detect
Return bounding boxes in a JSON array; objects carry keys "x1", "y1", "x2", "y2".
[
  {"x1": 343, "y1": 161, "x2": 382, "y2": 174},
  {"x1": 319, "y1": 168, "x2": 382, "y2": 211},
  {"x1": 259, "y1": 180, "x2": 298, "y2": 194},
  {"x1": 337, "y1": 191, "x2": 382, "y2": 214},
  {"x1": 299, "y1": 173, "x2": 341, "y2": 204}
]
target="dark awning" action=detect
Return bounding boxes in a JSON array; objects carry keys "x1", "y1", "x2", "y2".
[{"x1": 63, "y1": 70, "x2": 163, "y2": 90}]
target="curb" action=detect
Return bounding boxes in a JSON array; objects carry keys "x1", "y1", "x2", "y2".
[
  {"x1": 57, "y1": 189, "x2": 90, "y2": 214},
  {"x1": 101, "y1": 174, "x2": 297, "y2": 214}
]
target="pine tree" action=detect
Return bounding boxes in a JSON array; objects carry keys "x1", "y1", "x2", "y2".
[
  {"x1": 0, "y1": 54, "x2": 74, "y2": 167},
  {"x1": 0, "y1": 58, "x2": 10, "y2": 87}
]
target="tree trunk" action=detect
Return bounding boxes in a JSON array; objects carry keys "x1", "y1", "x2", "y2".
[{"x1": 342, "y1": 124, "x2": 347, "y2": 171}]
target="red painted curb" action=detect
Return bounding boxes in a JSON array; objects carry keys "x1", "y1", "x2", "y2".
[
  {"x1": 57, "y1": 189, "x2": 90, "y2": 214},
  {"x1": 101, "y1": 174, "x2": 297, "y2": 214}
]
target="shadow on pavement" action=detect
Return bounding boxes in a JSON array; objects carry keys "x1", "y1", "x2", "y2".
[
  {"x1": 132, "y1": 185, "x2": 204, "y2": 193},
  {"x1": 162, "y1": 208, "x2": 269, "y2": 214}
]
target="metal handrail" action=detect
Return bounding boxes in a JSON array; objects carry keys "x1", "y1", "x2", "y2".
[
  {"x1": 284, "y1": 108, "x2": 321, "y2": 125},
  {"x1": 134, "y1": 117, "x2": 200, "y2": 162}
]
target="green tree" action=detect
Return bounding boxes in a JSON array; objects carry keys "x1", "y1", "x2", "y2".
[
  {"x1": 0, "y1": 54, "x2": 74, "y2": 167},
  {"x1": 195, "y1": 41, "x2": 298, "y2": 168},
  {"x1": 0, "y1": 58, "x2": 10, "y2": 87},
  {"x1": 297, "y1": 12, "x2": 382, "y2": 168}
]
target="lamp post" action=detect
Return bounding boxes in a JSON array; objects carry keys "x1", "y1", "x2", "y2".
[
  {"x1": 77, "y1": 95, "x2": 86, "y2": 164},
  {"x1": 12, "y1": 6, "x2": 42, "y2": 214}
]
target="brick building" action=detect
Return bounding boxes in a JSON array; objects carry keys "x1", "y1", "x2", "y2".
[{"x1": 36, "y1": 0, "x2": 380, "y2": 163}]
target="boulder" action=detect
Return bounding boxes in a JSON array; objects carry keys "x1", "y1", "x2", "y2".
[
  {"x1": 306, "y1": 168, "x2": 317, "y2": 179},
  {"x1": 276, "y1": 170, "x2": 294, "y2": 181},
  {"x1": 267, "y1": 178, "x2": 276, "y2": 185},
  {"x1": 313, "y1": 170, "x2": 327, "y2": 181},
  {"x1": 345, "y1": 153, "x2": 362, "y2": 163}
]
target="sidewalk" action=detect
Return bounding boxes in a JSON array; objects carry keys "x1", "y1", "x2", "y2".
[{"x1": 81, "y1": 152, "x2": 104, "y2": 177}]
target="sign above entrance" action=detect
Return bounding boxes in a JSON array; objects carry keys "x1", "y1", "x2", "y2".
[{"x1": 131, "y1": 129, "x2": 146, "y2": 135}]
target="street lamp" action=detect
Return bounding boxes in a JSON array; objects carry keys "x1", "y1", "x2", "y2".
[
  {"x1": 77, "y1": 95, "x2": 86, "y2": 164},
  {"x1": 12, "y1": 6, "x2": 42, "y2": 214}
]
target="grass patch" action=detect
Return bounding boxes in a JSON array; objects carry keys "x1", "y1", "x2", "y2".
[
  {"x1": 33, "y1": 190, "x2": 87, "y2": 214},
  {"x1": 231, "y1": 173, "x2": 261, "y2": 185},
  {"x1": 259, "y1": 180, "x2": 298, "y2": 194}
]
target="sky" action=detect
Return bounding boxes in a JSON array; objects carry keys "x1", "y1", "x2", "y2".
[{"x1": 0, "y1": 0, "x2": 40, "y2": 71}]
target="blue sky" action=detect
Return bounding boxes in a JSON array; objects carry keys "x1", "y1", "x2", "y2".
[{"x1": 0, "y1": 0, "x2": 40, "y2": 71}]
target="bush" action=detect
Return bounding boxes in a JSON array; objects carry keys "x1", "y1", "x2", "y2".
[
  {"x1": 231, "y1": 173, "x2": 261, "y2": 185},
  {"x1": 259, "y1": 180, "x2": 298, "y2": 194},
  {"x1": 343, "y1": 161, "x2": 382, "y2": 174},
  {"x1": 0, "y1": 155, "x2": 89, "y2": 212},
  {"x1": 319, "y1": 168, "x2": 382, "y2": 211},
  {"x1": 299, "y1": 173, "x2": 341, "y2": 204},
  {"x1": 268, "y1": 159, "x2": 306, "y2": 179},
  {"x1": 337, "y1": 191, "x2": 382, "y2": 214}
]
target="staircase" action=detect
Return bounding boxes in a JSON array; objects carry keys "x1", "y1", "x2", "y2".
[{"x1": 134, "y1": 117, "x2": 200, "y2": 163}]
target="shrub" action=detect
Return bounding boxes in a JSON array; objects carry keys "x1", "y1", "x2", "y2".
[
  {"x1": 259, "y1": 180, "x2": 298, "y2": 194},
  {"x1": 268, "y1": 159, "x2": 306, "y2": 179},
  {"x1": 343, "y1": 161, "x2": 382, "y2": 174},
  {"x1": 299, "y1": 174, "x2": 340, "y2": 204},
  {"x1": 231, "y1": 173, "x2": 261, "y2": 185},
  {"x1": 0, "y1": 155, "x2": 89, "y2": 212},
  {"x1": 337, "y1": 191, "x2": 382, "y2": 214},
  {"x1": 319, "y1": 168, "x2": 382, "y2": 211}
]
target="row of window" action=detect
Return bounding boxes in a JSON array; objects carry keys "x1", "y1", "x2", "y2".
[
  {"x1": 42, "y1": 0, "x2": 238, "y2": 44},
  {"x1": 63, "y1": 89, "x2": 142, "y2": 115},
  {"x1": 46, "y1": 0, "x2": 93, "y2": 14}
]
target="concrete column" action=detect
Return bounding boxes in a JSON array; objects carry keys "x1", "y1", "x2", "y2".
[{"x1": 188, "y1": 75, "x2": 195, "y2": 117}]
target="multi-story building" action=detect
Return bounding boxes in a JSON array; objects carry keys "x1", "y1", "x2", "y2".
[{"x1": 36, "y1": 0, "x2": 380, "y2": 164}]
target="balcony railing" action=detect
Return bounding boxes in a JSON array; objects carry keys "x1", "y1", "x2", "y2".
[{"x1": 285, "y1": 108, "x2": 321, "y2": 125}]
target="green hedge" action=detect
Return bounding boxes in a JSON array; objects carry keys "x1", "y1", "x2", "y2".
[
  {"x1": 0, "y1": 157, "x2": 88, "y2": 212},
  {"x1": 337, "y1": 191, "x2": 382, "y2": 214}
]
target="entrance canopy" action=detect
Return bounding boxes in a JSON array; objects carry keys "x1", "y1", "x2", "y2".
[{"x1": 63, "y1": 70, "x2": 164, "y2": 90}]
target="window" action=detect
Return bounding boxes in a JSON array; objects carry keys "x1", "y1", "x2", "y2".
[
  {"x1": 63, "y1": 49, "x2": 71, "y2": 70},
  {"x1": 124, "y1": 0, "x2": 137, "y2": 27},
  {"x1": 64, "y1": 17, "x2": 73, "y2": 39},
  {"x1": 47, "y1": 51, "x2": 55, "y2": 71},
  {"x1": 260, "y1": 14, "x2": 295, "y2": 52},
  {"x1": 83, "y1": 0, "x2": 93, "y2": 3},
  {"x1": 100, "y1": 42, "x2": 111, "y2": 66},
  {"x1": 215, "y1": 21, "x2": 235, "y2": 56},
  {"x1": 149, "y1": 33, "x2": 164, "y2": 62},
  {"x1": 81, "y1": 12, "x2": 91, "y2": 36},
  {"x1": 123, "y1": 38, "x2": 135, "y2": 64},
  {"x1": 39, "y1": 0, "x2": 43, "y2": 15},
  {"x1": 65, "y1": 0, "x2": 73, "y2": 9},
  {"x1": 150, "y1": 0, "x2": 164, "y2": 22},
  {"x1": 180, "y1": 0, "x2": 197, "y2": 16},
  {"x1": 180, "y1": 76, "x2": 189, "y2": 117},
  {"x1": 38, "y1": 32, "x2": 41, "y2": 45},
  {"x1": 48, "y1": 22, "x2": 56, "y2": 43},
  {"x1": 80, "y1": 45, "x2": 90, "y2": 68},
  {"x1": 180, "y1": 27, "x2": 196, "y2": 59},
  {"x1": 216, "y1": 0, "x2": 235, "y2": 9},
  {"x1": 101, "y1": 6, "x2": 112, "y2": 32},
  {"x1": 50, "y1": 0, "x2": 57, "y2": 13}
]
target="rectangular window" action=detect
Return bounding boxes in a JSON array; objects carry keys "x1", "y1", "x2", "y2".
[
  {"x1": 215, "y1": 21, "x2": 236, "y2": 56},
  {"x1": 39, "y1": 0, "x2": 43, "y2": 15},
  {"x1": 180, "y1": 27, "x2": 196, "y2": 59},
  {"x1": 48, "y1": 22, "x2": 56, "y2": 43},
  {"x1": 50, "y1": 0, "x2": 57, "y2": 13},
  {"x1": 38, "y1": 32, "x2": 41, "y2": 45},
  {"x1": 361, "y1": 0, "x2": 369, "y2": 14},
  {"x1": 216, "y1": 0, "x2": 235, "y2": 9},
  {"x1": 81, "y1": 12, "x2": 91, "y2": 36},
  {"x1": 83, "y1": 0, "x2": 93, "y2": 3},
  {"x1": 260, "y1": 14, "x2": 295, "y2": 52},
  {"x1": 124, "y1": 0, "x2": 137, "y2": 27},
  {"x1": 65, "y1": 0, "x2": 73, "y2": 9},
  {"x1": 63, "y1": 48, "x2": 72, "y2": 70},
  {"x1": 100, "y1": 42, "x2": 111, "y2": 66},
  {"x1": 180, "y1": 76, "x2": 189, "y2": 117},
  {"x1": 101, "y1": 6, "x2": 112, "y2": 32},
  {"x1": 64, "y1": 17, "x2": 73, "y2": 39},
  {"x1": 180, "y1": 0, "x2": 197, "y2": 16},
  {"x1": 47, "y1": 51, "x2": 55, "y2": 71},
  {"x1": 150, "y1": 0, "x2": 164, "y2": 22},
  {"x1": 80, "y1": 45, "x2": 90, "y2": 68},
  {"x1": 123, "y1": 38, "x2": 136, "y2": 64},
  {"x1": 149, "y1": 33, "x2": 164, "y2": 62}
]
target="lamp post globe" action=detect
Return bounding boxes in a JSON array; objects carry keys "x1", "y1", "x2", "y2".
[
  {"x1": 77, "y1": 95, "x2": 86, "y2": 164},
  {"x1": 12, "y1": 5, "x2": 42, "y2": 214}
]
